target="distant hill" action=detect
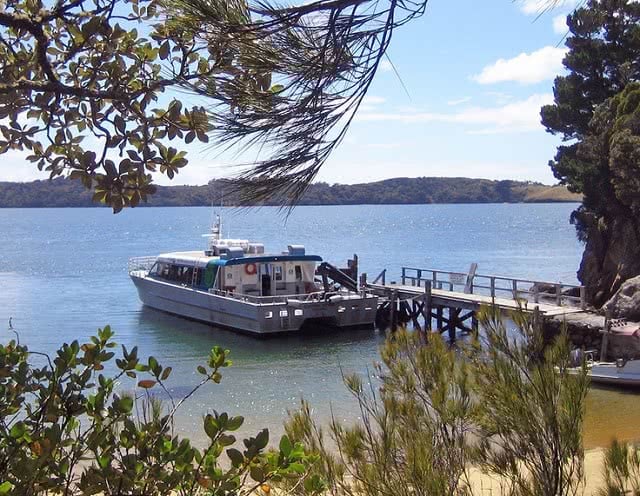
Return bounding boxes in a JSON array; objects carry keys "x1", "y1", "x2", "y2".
[{"x1": 0, "y1": 177, "x2": 582, "y2": 208}]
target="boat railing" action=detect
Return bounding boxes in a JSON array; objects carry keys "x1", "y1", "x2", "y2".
[
  {"x1": 128, "y1": 256, "x2": 157, "y2": 274},
  {"x1": 208, "y1": 289, "x2": 368, "y2": 305}
]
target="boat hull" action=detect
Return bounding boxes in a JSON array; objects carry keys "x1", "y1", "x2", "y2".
[
  {"x1": 567, "y1": 360, "x2": 640, "y2": 388},
  {"x1": 131, "y1": 274, "x2": 378, "y2": 335}
]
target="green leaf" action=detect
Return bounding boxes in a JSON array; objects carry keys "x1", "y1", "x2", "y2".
[
  {"x1": 203, "y1": 414, "x2": 219, "y2": 439},
  {"x1": 0, "y1": 481, "x2": 14, "y2": 494},
  {"x1": 226, "y1": 415, "x2": 244, "y2": 431},
  {"x1": 227, "y1": 448, "x2": 244, "y2": 467},
  {"x1": 250, "y1": 465, "x2": 265, "y2": 482},
  {"x1": 255, "y1": 429, "x2": 269, "y2": 450},
  {"x1": 10, "y1": 422, "x2": 26, "y2": 439},
  {"x1": 159, "y1": 40, "x2": 170, "y2": 60},
  {"x1": 279, "y1": 435, "x2": 292, "y2": 457},
  {"x1": 116, "y1": 396, "x2": 134, "y2": 414},
  {"x1": 288, "y1": 462, "x2": 306, "y2": 474}
]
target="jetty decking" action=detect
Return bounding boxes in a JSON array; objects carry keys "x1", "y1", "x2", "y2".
[{"x1": 361, "y1": 265, "x2": 587, "y2": 339}]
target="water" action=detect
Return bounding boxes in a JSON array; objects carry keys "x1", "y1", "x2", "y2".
[{"x1": 0, "y1": 203, "x2": 634, "y2": 449}]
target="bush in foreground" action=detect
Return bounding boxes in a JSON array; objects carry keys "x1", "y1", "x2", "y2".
[{"x1": 0, "y1": 325, "x2": 318, "y2": 495}]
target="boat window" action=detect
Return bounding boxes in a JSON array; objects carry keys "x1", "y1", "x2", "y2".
[
  {"x1": 157, "y1": 263, "x2": 169, "y2": 279},
  {"x1": 194, "y1": 268, "x2": 203, "y2": 286},
  {"x1": 274, "y1": 266, "x2": 283, "y2": 281},
  {"x1": 181, "y1": 266, "x2": 193, "y2": 284},
  {"x1": 295, "y1": 265, "x2": 302, "y2": 281}
]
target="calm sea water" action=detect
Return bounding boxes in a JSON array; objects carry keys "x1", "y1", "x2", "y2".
[{"x1": 0, "y1": 203, "x2": 635, "y2": 448}]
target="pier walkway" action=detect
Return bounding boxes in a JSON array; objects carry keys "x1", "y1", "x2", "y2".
[
  {"x1": 361, "y1": 265, "x2": 587, "y2": 337},
  {"x1": 366, "y1": 282, "x2": 585, "y2": 317}
]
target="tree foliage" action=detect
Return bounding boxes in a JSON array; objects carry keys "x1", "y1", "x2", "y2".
[
  {"x1": 540, "y1": 0, "x2": 640, "y2": 304},
  {"x1": 0, "y1": 325, "x2": 317, "y2": 495},
  {"x1": 577, "y1": 83, "x2": 640, "y2": 220},
  {"x1": 0, "y1": 0, "x2": 428, "y2": 211}
]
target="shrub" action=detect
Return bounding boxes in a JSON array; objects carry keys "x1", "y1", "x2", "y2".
[
  {"x1": 0, "y1": 325, "x2": 315, "y2": 495},
  {"x1": 284, "y1": 307, "x2": 590, "y2": 496}
]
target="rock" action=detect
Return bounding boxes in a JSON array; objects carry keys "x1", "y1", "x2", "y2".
[
  {"x1": 562, "y1": 287, "x2": 581, "y2": 297},
  {"x1": 578, "y1": 212, "x2": 640, "y2": 307},
  {"x1": 531, "y1": 282, "x2": 556, "y2": 294},
  {"x1": 603, "y1": 275, "x2": 640, "y2": 320}
]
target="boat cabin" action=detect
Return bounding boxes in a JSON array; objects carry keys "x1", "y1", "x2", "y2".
[{"x1": 148, "y1": 244, "x2": 322, "y2": 297}]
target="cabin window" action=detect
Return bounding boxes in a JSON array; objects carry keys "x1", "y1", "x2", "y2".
[
  {"x1": 181, "y1": 266, "x2": 193, "y2": 284},
  {"x1": 156, "y1": 263, "x2": 169, "y2": 279},
  {"x1": 295, "y1": 265, "x2": 302, "y2": 281},
  {"x1": 274, "y1": 266, "x2": 283, "y2": 281}
]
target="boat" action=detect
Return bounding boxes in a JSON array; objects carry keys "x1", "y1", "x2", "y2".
[
  {"x1": 566, "y1": 319, "x2": 640, "y2": 388},
  {"x1": 127, "y1": 215, "x2": 378, "y2": 335}
]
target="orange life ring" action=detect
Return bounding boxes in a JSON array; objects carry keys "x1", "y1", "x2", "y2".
[{"x1": 244, "y1": 263, "x2": 257, "y2": 276}]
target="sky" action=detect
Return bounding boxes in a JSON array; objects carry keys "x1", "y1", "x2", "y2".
[{"x1": 2, "y1": 0, "x2": 581, "y2": 186}]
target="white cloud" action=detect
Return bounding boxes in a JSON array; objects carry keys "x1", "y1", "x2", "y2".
[
  {"x1": 447, "y1": 97, "x2": 471, "y2": 106},
  {"x1": 0, "y1": 150, "x2": 50, "y2": 182},
  {"x1": 485, "y1": 92, "x2": 513, "y2": 105},
  {"x1": 354, "y1": 93, "x2": 553, "y2": 134},
  {"x1": 553, "y1": 13, "x2": 568, "y2": 34},
  {"x1": 472, "y1": 46, "x2": 567, "y2": 84},
  {"x1": 519, "y1": 0, "x2": 578, "y2": 15}
]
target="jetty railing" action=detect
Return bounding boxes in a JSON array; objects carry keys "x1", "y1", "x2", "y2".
[{"x1": 400, "y1": 266, "x2": 586, "y2": 309}]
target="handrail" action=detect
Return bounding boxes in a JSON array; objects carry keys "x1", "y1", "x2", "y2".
[
  {"x1": 399, "y1": 266, "x2": 586, "y2": 309},
  {"x1": 128, "y1": 256, "x2": 157, "y2": 274}
]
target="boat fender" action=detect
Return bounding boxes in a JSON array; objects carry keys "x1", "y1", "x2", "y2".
[
  {"x1": 329, "y1": 295, "x2": 343, "y2": 303},
  {"x1": 245, "y1": 263, "x2": 257, "y2": 276}
]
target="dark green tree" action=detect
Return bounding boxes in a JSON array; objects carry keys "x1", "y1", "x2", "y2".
[{"x1": 540, "y1": 0, "x2": 640, "y2": 306}]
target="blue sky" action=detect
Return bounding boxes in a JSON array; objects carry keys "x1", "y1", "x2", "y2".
[{"x1": 2, "y1": 0, "x2": 580, "y2": 185}]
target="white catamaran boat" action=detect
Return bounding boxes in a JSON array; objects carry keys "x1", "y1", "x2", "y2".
[{"x1": 128, "y1": 216, "x2": 378, "y2": 335}]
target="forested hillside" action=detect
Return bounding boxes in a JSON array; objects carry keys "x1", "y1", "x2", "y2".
[{"x1": 0, "y1": 177, "x2": 581, "y2": 208}]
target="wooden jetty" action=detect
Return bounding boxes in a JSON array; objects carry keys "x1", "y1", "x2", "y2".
[{"x1": 361, "y1": 265, "x2": 587, "y2": 341}]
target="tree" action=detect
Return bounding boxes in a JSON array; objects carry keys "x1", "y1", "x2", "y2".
[
  {"x1": 0, "y1": 0, "x2": 428, "y2": 211},
  {"x1": 540, "y1": 0, "x2": 640, "y2": 305}
]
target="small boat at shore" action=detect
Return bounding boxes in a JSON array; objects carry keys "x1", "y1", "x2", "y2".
[
  {"x1": 567, "y1": 319, "x2": 640, "y2": 388},
  {"x1": 128, "y1": 216, "x2": 378, "y2": 335},
  {"x1": 567, "y1": 352, "x2": 640, "y2": 388}
]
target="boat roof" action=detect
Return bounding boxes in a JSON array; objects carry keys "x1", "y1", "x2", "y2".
[
  {"x1": 212, "y1": 254, "x2": 322, "y2": 266},
  {"x1": 156, "y1": 251, "x2": 322, "y2": 266}
]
